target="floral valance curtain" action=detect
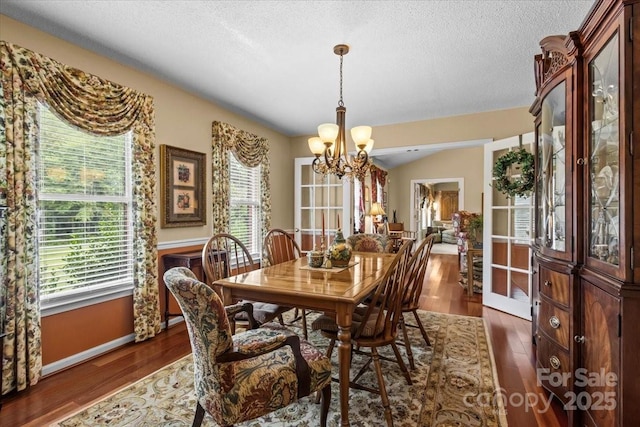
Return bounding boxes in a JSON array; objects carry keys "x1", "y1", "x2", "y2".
[
  {"x1": 211, "y1": 121, "x2": 271, "y2": 236},
  {"x1": 0, "y1": 41, "x2": 159, "y2": 395}
]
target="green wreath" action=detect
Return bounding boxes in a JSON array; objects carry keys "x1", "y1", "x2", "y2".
[{"x1": 492, "y1": 148, "x2": 535, "y2": 198}]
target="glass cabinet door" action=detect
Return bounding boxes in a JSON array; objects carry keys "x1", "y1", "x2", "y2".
[
  {"x1": 588, "y1": 33, "x2": 619, "y2": 266},
  {"x1": 537, "y1": 81, "x2": 567, "y2": 254}
]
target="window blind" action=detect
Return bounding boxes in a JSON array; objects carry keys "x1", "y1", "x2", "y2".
[
  {"x1": 37, "y1": 103, "x2": 133, "y2": 299},
  {"x1": 229, "y1": 153, "x2": 261, "y2": 257}
]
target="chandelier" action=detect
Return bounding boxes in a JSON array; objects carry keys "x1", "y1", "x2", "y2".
[{"x1": 308, "y1": 44, "x2": 374, "y2": 180}]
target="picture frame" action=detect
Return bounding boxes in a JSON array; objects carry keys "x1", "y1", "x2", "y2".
[{"x1": 160, "y1": 145, "x2": 206, "y2": 228}]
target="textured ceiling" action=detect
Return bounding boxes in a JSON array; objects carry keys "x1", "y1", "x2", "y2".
[{"x1": 1, "y1": 0, "x2": 595, "y2": 165}]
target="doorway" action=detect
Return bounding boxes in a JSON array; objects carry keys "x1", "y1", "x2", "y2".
[{"x1": 409, "y1": 178, "x2": 464, "y2": 241}]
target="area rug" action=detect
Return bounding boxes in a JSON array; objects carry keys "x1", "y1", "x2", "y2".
[{"x1": 51, "y1": 311, "x2": 507, "y2": 426}]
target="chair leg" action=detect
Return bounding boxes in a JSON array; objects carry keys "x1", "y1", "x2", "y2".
[
  {"x1": 301, "y1": 309, "x2": 308, "y2": 340},
  {"x1": 192, "y1": 401, "x2": 206, "y2": 427},
  {"x1": 412, "y1": 309, "x2": 431, "y2": 346},
  {"x1": 390, "y1": 341, "x2": 413, "y2": 385},
  {"x1": 400, "y1": 316, "x2": 415, "y2": 370},
  {"x1": 278, "y1": 314, "x2": 285, "y2": 326},
  {"x1": 320, "y1": 383, "x2": 331, "y2": 427},
  {"x1": 371, "y1": 347, "x2": 394, "y2": 427}
]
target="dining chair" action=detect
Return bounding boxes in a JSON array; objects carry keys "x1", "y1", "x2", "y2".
[
  {"x1": 163, "y1": 267, "x2": 332, "y2": 427},
  {"x1": 311, "y1": 240, "x2": 413, "y2": 426},
  {"x1": 398, "y1": 234, "x2": 436, "y2": 369},
  {"x1": 202, "y1": 233, "x2": 291, "y2": 331},
  {"x1": 263, "y1": 228, "x2": 309, "y2": 338},
  {"x1": 387, "y1": 222, "x2": 404, "y2": 253}
]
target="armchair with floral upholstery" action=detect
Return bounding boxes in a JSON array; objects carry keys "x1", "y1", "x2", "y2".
[
  {"x1": 346, "y1": 233, "x2": 393, "y2": 253},
  {"x1": 163, "y1": 267, "x2": 332, "y2": 427}
]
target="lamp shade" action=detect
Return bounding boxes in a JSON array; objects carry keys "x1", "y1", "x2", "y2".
[
  {"x1": 318, "y1": 123, "x2": 339, "y2": 143},
  {"x1": 369, "y1": 202, "x2": 385, "y2": 216},
  {"x1": 364, "y1": 139, "x2": 374, "y2": 153},
  {"x1": 308, "y1": 137, "x2": 325, "y2": 155},
  {"x1": 351, "y1": 125, "x2": 372, "y2": 148}
]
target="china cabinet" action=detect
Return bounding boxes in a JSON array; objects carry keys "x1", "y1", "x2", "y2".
[
  {"x1": 530, "y1": 32, "x2": 581, "y2": 424},
  {"x1": 530, "y1": 1, "x2": 639, "y2": 426}
]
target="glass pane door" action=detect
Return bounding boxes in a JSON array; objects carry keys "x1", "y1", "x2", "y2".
[
  {"x1": 483, "y1": 134, "x2": 534, "y2": 320},
  {"x1": 294, "y1": 158, "x2": 351, "y2": 252},
  {"x1": 538, "y1": 81, "x2": 567, "y2": 253},
  {"x1": 588, "y1": 33, "x2": 620, "y2": 267}
]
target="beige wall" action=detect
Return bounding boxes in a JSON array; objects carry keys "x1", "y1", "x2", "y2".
[{"x1": 0, "y1": 14, "x2": 295, "y2": 238}]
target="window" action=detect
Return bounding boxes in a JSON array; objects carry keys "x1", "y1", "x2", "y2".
[
  {"x1": 229, "y1": 153, "x2": 261, "y2": 258},
  {"x1": 37, "y1": 102, "x2": 133, "y2": 312}
]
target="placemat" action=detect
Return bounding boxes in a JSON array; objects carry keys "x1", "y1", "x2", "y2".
[{"x1": 299, "y1": 261, "x2": 358, "y2": 273}]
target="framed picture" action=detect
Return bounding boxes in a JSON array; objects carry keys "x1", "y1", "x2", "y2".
[{"x1": 160, "y1": 145, "x2": 206, "y2": 228}]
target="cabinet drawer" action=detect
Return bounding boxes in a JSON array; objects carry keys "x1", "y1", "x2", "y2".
[
  {"x1": 538, "y1": 298, "x2": 570, "y2": 349},
  {"x1": 539, "y1": 267, "x2": 570, "y2": 307},
  {"x1": 536, "y1": 333, "x2": 571, "y2": 403}
]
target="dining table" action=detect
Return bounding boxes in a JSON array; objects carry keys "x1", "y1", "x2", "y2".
[{"x1": 214, "y1": 250, "x2": 397, "y2": 426}]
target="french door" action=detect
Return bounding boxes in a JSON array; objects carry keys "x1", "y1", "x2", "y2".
[
  {"x1": 294, "y1": 158, "x2": 351, "y2": 252},
  {"x1": 482, "y1": 133, "x2": 534, "y2": 319}
]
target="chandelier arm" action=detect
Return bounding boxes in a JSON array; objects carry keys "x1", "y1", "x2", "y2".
[
  {"x1": 324, "y1": 145, "x2": 336, "y2": 168},
  {"x1": 355, "y1": 149, "x2": 369, "y2": 165}
]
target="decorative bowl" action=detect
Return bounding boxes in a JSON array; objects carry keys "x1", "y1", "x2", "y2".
[{"x1": 307, "y1": 251, "x2": 325, "y2": 268}]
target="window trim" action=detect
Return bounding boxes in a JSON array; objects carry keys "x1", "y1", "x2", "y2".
[{"x1": 41, "y1": 284, "x2": 134, "y2": 317}]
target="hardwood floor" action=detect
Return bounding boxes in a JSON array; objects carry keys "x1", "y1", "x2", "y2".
[{"x1": 1, "y1": 252, "x2": 567, "y2": 426}]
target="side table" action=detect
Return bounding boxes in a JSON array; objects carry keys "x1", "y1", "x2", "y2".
[{"x1": 162, "y1": 251, "x2": 205, "y2": 330}]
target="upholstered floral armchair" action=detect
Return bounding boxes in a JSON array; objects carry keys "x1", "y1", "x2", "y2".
[
  {"x1": 346, "y1": 233, "x2": 393, "y2": 253},
  {"x1": 163, "y1": 267, "x2": 332, "y2": 427}
]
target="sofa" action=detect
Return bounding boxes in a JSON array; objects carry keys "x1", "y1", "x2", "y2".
[
  {"x1": 441, "y1": 228, "x2": 458, "y2": 244},
  {"x1": 430, "y1": 220, "x2": 457, "y2": 244}
]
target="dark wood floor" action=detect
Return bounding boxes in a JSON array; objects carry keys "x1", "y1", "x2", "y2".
[{"x1": 1, "y1": 252, "x2": 568, "y2": 426}]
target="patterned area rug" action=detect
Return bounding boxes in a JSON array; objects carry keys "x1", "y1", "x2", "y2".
[{"x1": 52, "y1": 311, "x2": 507, "y2": 426}]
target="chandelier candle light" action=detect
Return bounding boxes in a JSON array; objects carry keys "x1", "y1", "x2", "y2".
[{"x1": 308, "y1": 44, "x2": 374, "y2": 180}]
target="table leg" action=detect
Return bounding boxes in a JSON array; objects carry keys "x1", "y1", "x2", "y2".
[{"x1": 336, "y1": 305, "x2": 353, "y2": 426}]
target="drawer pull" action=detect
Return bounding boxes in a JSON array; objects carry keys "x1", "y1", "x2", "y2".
[
  {"x1": 549, "y1": 355, "x2": 561, "y2": 370},
  {"x1": 574, "y1": 335, "x2": 585, "y2": 343},
  {"x1": 549, "y1": 316, "x2": 561, "y2": 329},
  {"x1": 544, "y1": 280, "x2": 552, "y2": 287}
]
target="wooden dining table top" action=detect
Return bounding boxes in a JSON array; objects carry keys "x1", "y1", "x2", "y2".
[{"x1": 214, "y1": 251, "x2": 397, "y2": 309}]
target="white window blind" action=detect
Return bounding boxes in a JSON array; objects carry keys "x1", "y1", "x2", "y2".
[
  {"x1": 229, "y1": 153, "x2": 261, "y2": 257},
  {"x1": 37, "y1": 102, "x2": 133, "y2": 305}
]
